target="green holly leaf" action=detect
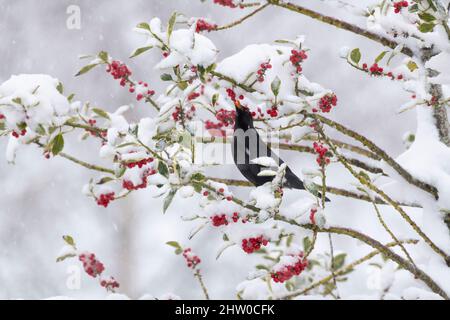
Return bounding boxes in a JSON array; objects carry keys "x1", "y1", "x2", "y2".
[
  {"x1": 75, "y1": 64, "x2": 99, "y2": 77},
  {"x1": 191, "y1": 172, "x2": 205, "y2": 182},
  {"x1": 271, "y1": 76, "x2": 281, "y2": 97},
  {"x1": 130, "y1": 46, "x2": 153, "y2": 58},
  {"x1": 167, "y1": 12, "x2": 178, "y2": 43},
  {"x1": 56, "y1": 82, "x2": 64, "y2": 94},
  {"x1": 163, "y1": 189, "x2": 177, "y2": 213},
  {"x1": 350, "y1": 48, "x2": 361, "y2": 64},
  {"x1": 374, "y1": 51, "x2": 388, "y2": 64},
  {"x1": 56, "y1": 253, "x2": 76, "y2": 263},
  {"x1": 136, "y1": 22, "x2": 151, "y2": 32},
  {"x1": 12, "y1": 97, "x2": 22, "y2": 105},
  {"x1": 92, "y1": 108, "x2": 110, "y2": 120},
  {"x1": 303, "y1": 237, "x2": 312, "y2": 253},
  {"x1": 332, "y1": 253, "x2": 347, "y2": 271},
  {"x1": 158, "y1": 162, "x2": 169, "y2": 178},
  {"x1": 212, "y1": 93, "x2": 219, "y2": 106},
  {"x1": 98, "y1": 51, "x2": 109, "y2": 63},
  {"x1": 166, "y1": 241, "x2": 183, "y2": 255},
  {"x1": 418, "y1": 23, "x2": 435, "y2": 33},
  {"x1": 408, "y1": 4, "x2": 419, "y2": 13},
  {"x1": 51, "y1": 134, "x2": 64, "y2": 156},
  {"x1": 160, "y1": 73, "x2": 173, "y2": 81},
  {"x1": 97, "y1": 177, "x2": 114, "y2": 185},
  {"x1": 62, "y1": 235, "x2": 76, "y2": 247},
  {"x1": 418, "y1": 12, "x2": 436, "y2": 22},
  {"x1": 407, "y1": 60, "x2": 419, "y2": 72}
]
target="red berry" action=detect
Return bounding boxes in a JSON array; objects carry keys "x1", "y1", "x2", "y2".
[{"x1": 183, "y1": 248, "x2": 201, "y2": 269}]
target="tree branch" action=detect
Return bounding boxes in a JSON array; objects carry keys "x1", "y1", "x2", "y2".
[
  {"x1": 266, "y1": 0, "x2": 414, "y2": 57},
  {"x1": 59, "y1": 152, "x2": 116, "y2": 175},
  {"x1": 306, "y1": 112, "x2": 439, "y2": 199},
  {"x1": 207, "y1": 177, "x2": 421, "y2": 207}
]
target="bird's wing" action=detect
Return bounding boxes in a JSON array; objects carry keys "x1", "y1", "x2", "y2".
[{"x1": 232, "y1": 128, "x2": 282, "y2": 186}]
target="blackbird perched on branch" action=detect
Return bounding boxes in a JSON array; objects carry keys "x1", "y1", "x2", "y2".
[{"x1": 232, "y1": 104, "x2": 306, "y2": 190}]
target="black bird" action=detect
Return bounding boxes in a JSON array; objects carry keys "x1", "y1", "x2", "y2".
[{"x1": 232, "y1": 105, "x2": 306, "y2": 190}]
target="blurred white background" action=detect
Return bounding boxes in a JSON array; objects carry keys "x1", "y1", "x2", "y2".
[{"x1": 0, "y1": 0, "x2": 417, "y2": 299}]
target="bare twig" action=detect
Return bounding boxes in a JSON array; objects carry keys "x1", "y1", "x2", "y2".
[
  {"x1": 194, "y1": 270, "x2": 210, "y2": 300},
  {"x1": 215, "y1": 3, "x2": 270, "y2": 31},
  {"x1": 368, "y1": 196, "x2": 417, "y2": 267}
]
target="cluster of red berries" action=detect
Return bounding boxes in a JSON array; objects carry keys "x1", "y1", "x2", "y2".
[
  {"x1": 266, "y1": 105, "x2": 279, "y2": 118},
  {"x1": 0, "y1": 114, "x2": 5, "y2": 120},
  {"x1": 125, "y1": 157, "x2": 154, "y2": 169},
  {"x1": 97, "y1": 192, "x2": 115, "y2": 208},
  {"x1": 79, "y1": 253, "x2": 105, "y2": 278},
  {"x1": 85, "y1": 119, "x2": 106, "y2": 137},
  {"x1": 133, "y1": 81, "x2": 156, "y2": 102},
  {"x1": 313, "y1": 142, "x2": 330, "y2": 166},
  {"x1": 205, "y1": 109, "x2": 236, "y2": 135},
  {"x1": 368, "y1": 63, "x2": 384, "y2": 76},
  {"x1": 107, "y1": 60, "x2": 132, "y2": 82},
  {"x1": 393, "y1": 1, "x2": 408, "y2": 13},
  {"x1": 362, "y1": 63, "x2": 404, "y2": 80},
  {"x1": 271, "y1": 253, "x2": 308, "y2": 283},
  {"x1": 316, "y1": 94, "x2": 338, "y2": 113},
  {"x1": 242, "y1": 236, "x2": 269, "y2": 254},
  {"x1": 256, "y1": 62, "x2": 272, "y2": 82},
  {"x1": 172, "y1": 105, "x2": 196, "y2": 122},
  {"x1": 290, "y1": 49, "x2": 308, "y2": 74},
  {"x1": 309, "y1": 208, "x2": 317, "y2": 225},
  {"x1": 195, "y1": 19, "x2": 217, "y2": 33},
  {"x1": 100, "y1": 277, "x2": 120, "y2": 292},
  {"x1": 215, "y1": 108, "x2": 236, "y2": 127},
  {"x1": 11, "y1": 129, "x2": 27, "y2": 138},
  {"x1": 183, "y1": 248, "x2": 201, "y2": 269},
  {"x1": 211, "y1": 214, "x2": 228, "y2": 227},
  {"x1": 122, "y1": 169, "x2": 157, "y2": 191},
  {"x1": 211, "y1": 212, "x2": 240, "y2": 227},
  {"x1": 107, "y1": 61, "x2": 155, "y2": 101},
  {"x1": 213, "y1": 0, "x2": 238, "y2": 8},
  {"x1": 226, "y1": 88, "x2": 238, "y2": 104}
]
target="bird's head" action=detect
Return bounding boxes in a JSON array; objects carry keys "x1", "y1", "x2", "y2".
[{"x1": 234, "y1": 100, "x2": 254, "y2": 130}]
